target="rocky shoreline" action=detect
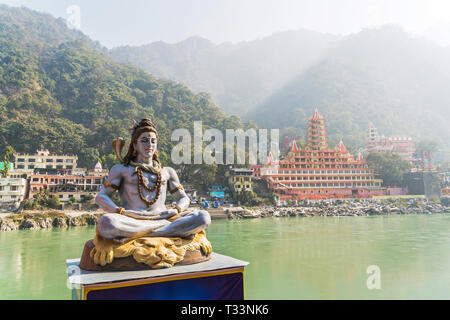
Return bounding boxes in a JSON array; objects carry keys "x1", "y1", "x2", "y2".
[
  {"x1": 1, "y1": 199, "x2": 449, "y2": 231},
  {"x1": 226, "y1": 199, "x2": 450, "y2": 219},
  {"x1": 0, "y1": 211, "x2": 102, "y2": 232}
]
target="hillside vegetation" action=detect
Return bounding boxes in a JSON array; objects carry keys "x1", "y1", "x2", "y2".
[{"x1": 0, "y1": 5, "x2": 247, "y2": 169}]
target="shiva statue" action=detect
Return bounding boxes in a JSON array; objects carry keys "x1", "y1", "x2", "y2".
[{"x1": 80, "y1": 119, "x2": 212, "y2": 270}]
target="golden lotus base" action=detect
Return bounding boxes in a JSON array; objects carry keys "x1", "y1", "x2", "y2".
[{"x1": 79, "y1": 239, "x2": 211, "y2": 271}]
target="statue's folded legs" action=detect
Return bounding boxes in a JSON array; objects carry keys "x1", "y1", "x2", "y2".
[{"x1": 97, "y1": 210, "x2": 211, "y2": 241}]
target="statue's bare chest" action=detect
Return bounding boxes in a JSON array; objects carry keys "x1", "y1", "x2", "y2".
[{"x1": 121, "y1": 167, "x2": 169, "y2": 191}]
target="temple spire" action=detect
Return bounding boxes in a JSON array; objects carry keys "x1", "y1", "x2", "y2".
[
  {"x1": 312, "y1": 107, "x2": 322, "y2": 121},
  {"x1": 290, "y1": 140, "x2": 299, "y2": 153},
  {"x1": 307, "y1": 107, "x2": 328, "y2": 150},
  {"x1": 357, "y1": 152, "x2": 363, "y2": 161},
  {"x1": 337, "y1": 139, "x2": 347, "y2": 153},
  {"x1": 267, "y1": 152, "x2": 274, "y2": 165}
]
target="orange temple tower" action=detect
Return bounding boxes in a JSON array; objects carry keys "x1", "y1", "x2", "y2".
[
  {"x1": 308, "y1": 108, "x2": 328, "y2": 150},
  {"x1": 258, "y1": 109, "x2": 385, "y2": 202}
]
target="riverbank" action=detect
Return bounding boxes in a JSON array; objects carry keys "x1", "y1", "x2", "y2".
[
  {"x1": 0, "y1": 210, "x2": 102, "y2": 231},
  {"x1": 1, "y1": 199, "x2": 449, "y2": 232},
  {"x1": 226, "y1": 199, "x2": 450, "y2": 219}
]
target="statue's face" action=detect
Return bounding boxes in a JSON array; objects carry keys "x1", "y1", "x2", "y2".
[{"x1": 134, "y1": 131, "x2": 157, "y2": 160}]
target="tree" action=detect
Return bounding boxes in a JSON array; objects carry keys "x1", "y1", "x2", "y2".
[
  {"x1": 0, "y1": 145, "x2": 14, "y2": 178},
  {"x1": 24, "y1": 189, "x2": 60, "y2": 210},
  {"x1": 366, "y1": 152, "x2": 411, "y2": 187},
  {"x1": 98, "y1": 153, "x2": 120, "y2": 170},
  {"x1": 414, "y1": 140, "x2": 439, "y2": 160},
  {"x1": 234, "y1": 190, "x2": 262, "y2": 207}
]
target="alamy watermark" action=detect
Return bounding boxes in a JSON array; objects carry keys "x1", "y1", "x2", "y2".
[
  {"x1": 171, "y1": 121, "x2": 280, "y2": 165},
  {"x1": 66, "y1": 5, "x2": 81, "y2": 30},
  {"x1": 66, "y1": 264, "x2": 81, "y2": 290},
  {"x1": 366, "y1": 265, "x2": 381, "y2": 290}
]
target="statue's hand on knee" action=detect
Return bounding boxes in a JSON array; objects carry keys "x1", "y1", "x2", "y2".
[
  {"x1": 122, "y1": 209, "x2": 178, "y2": 221},
  {"x1": 122, "y1": 209, "x2": 165, "y2": 220},
  {"x1": 158, "y1": 209, "x2": 178, "y2": 220}
]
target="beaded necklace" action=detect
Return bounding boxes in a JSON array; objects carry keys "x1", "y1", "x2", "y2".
[
  {"x1": 130, "y1": 160, "x2": 163, "y2": 208},
  {"x1": 136, "y1": 167, "x2": 162, "y2": 208}
]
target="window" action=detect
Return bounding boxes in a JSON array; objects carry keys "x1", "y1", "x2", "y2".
[
  {"x1": 66, "y1": 159, "x2": 73, "y2": 163},
  {"x1": 28, "y1": 165, "x2": 34, "y2": 169},
  {"x1": 17, "y1": 165, "x2": 24, "y2": 169},
  {"x1": 28, "y1": 158, "x2": 35, "y2": 162},
  {"x1": 46, "y1": 159, "x2": 53, "y2": 162},
  {"x1": 18, "y1": 158, "x2": 25, "y2": 162},
  {"x1": 56, "y1": 159, "x2": 63, "y2": 163}
]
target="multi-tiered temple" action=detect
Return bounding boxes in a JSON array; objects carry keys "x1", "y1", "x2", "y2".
[{"x1": 259, "y1": 109, "x2": 384, "y2": 202}]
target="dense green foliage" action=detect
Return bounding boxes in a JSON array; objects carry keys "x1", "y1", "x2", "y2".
[
  {"x1": 0, "y1": 5, "x2": 247, "y2": 172},
  {"x1": 366, "y1": 151, "x2": 412, "y2": 187},
  {"x1": 0, "y1": 145, "x2": 13, "y2": 177},
  {"x1": 23, "y1": 189, "x2": 60, "y2": 210}
]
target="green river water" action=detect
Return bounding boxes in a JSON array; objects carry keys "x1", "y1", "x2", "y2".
[{"x1": 1, "y1": 214, "x2": 450, "y2": 299}]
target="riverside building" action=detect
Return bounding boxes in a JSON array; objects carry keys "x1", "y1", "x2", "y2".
[
  {"x1": 258, "y1": 109, "x2": 384, "y2": 202},
  {"x1": 227, "y1": 168, "x2": 254, "y2": 194},
  {"x1": 14, "y1": 149, "x2": 78, "y2": 173},
  {"x1": 28, "y1": 163, "x2": 107, "y2": 202},
  {"x1": 365, "y1": 122, "x2": 416, "y2": 162},
  {"x1": 0, "y1": 163, "x2": 28, "y2": 210}
]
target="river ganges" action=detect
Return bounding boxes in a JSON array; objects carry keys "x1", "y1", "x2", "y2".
[{"x1": 1, "y1": 214, "x2": 450, "y2": 299}]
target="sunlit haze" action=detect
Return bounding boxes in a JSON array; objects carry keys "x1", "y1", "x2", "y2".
[{"x1": 1, "y1": 0, "x2": 450, "y2": 48}]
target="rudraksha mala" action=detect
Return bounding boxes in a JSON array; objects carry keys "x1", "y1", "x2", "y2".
[{"x1": 136, "y1": 167, "x2": 162, "y2": 208}]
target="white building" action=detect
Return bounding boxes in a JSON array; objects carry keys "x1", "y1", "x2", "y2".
[
  {"x1": 14, "y1": 149, "x2": 78, "y2": 173},
  {"x1": 0, "y1": 176, "x2": 27, "y2": 210}
]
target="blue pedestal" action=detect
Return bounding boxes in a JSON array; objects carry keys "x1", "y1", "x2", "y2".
[{"x1": 66, "y1": 253, "x2": 249, "y2": 300}]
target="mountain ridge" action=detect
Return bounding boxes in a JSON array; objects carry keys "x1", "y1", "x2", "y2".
[
  {"x1": 109, "y1": 29, "x2": 340, "y2": 115},
  {"x1": 246, "y1": 25, "x2": 450, "y2": 154},
  {"x1": 0, "y1": 5, "x2": 247, "y2": 168}
]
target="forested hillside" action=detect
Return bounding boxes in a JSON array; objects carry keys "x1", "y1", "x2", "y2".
[
  {"x1": 246, "y1": 25, "x2": 450, "y2": 154},
  {"x1": 109, "y1": 24, "x2": 450, "y2": 158},
  {"x1": 110, "y1": 31, "x2": 339, "y2": 116},
  {"x1": 1, "y1": 5, "x2": 449, "y2": 166},
  {"x1": 0, "y1": 5, "x2": 246, "y2": 169}
]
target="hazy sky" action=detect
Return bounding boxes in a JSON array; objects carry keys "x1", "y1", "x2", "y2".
[{"x1": 2, "y1": 0, "x2": 450, "y2": 48}]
